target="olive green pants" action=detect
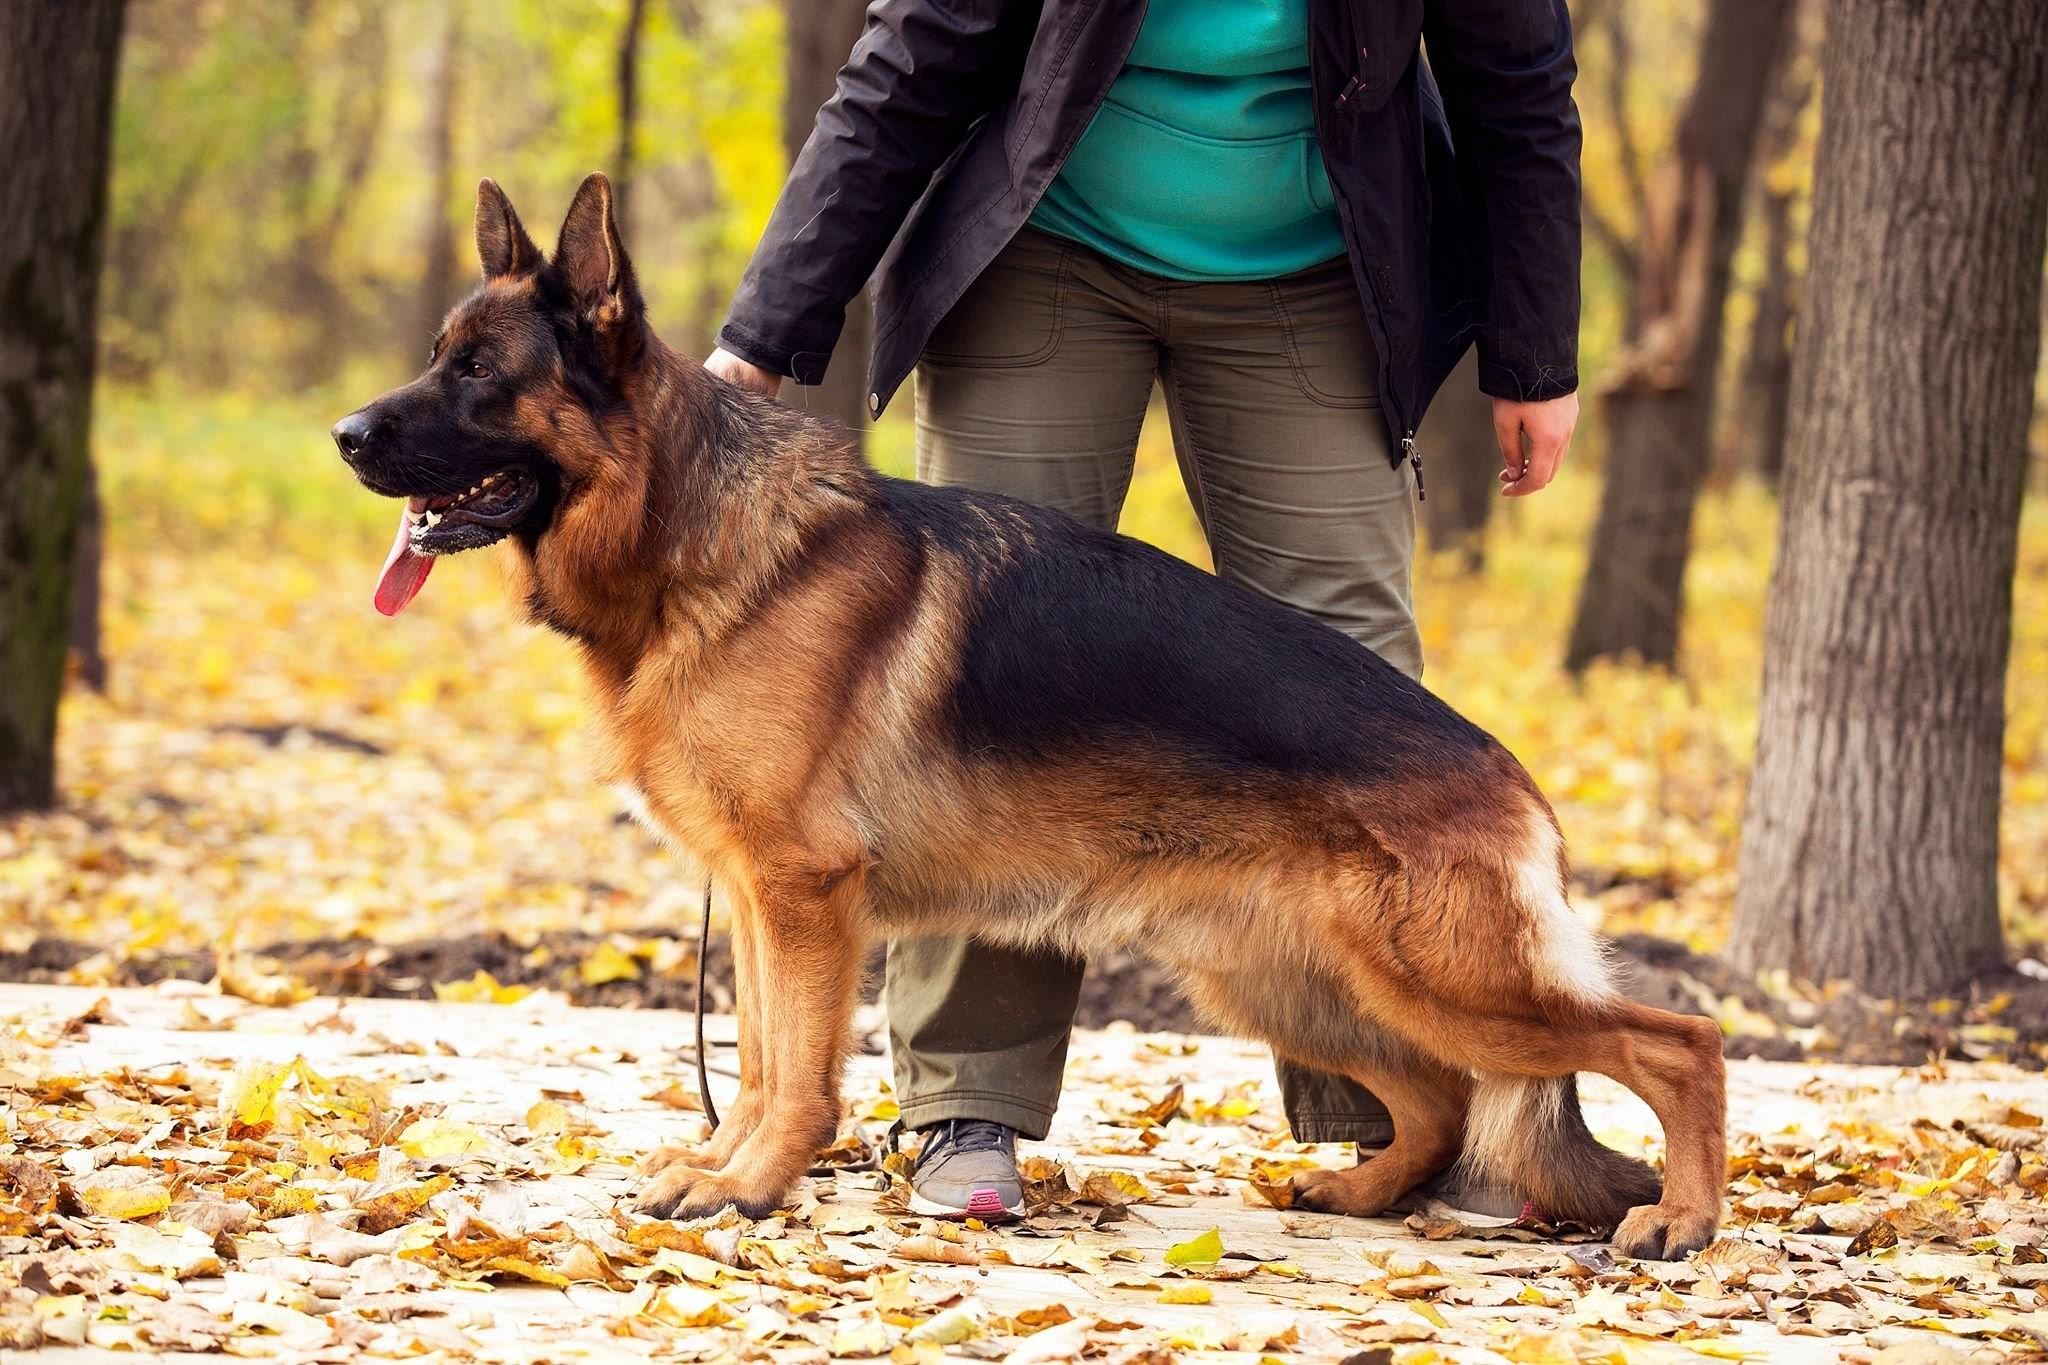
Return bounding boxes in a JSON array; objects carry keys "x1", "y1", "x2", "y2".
[{"x1": 890, "y1": 229, "x2": 1417, "y2": 1145}]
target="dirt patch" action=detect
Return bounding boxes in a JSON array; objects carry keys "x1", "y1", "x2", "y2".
[
  {"x1": 1602, "y1": 932, "x2": 2048, "y2": 1067},
  {"x1": 4, "y1": 929, "x2": 2042, "y2": 1069}
]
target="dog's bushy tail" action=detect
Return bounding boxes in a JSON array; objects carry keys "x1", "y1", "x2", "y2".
[{"x1": 1459, "y1": 1074, "x2": 1661, "y2": 1230}]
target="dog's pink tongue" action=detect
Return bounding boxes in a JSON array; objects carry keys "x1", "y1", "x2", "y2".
[{"x1": 373, "y1": 508, "x2": 432, "y2": 616}]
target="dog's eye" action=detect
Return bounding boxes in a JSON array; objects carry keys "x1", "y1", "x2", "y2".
[{"x1": 465, "y1": 361, "x2": 491, "y2": 380}]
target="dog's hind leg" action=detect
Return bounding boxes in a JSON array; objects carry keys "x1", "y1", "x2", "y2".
[
  {"x1": 1528, "y1": 1004, "x2": 1724, "y2": 1260},
  {"x1": 1267, "y1": 814, "x2": 1717, "y2": 1256},
  {"x1": 1288, "y1": 1045, "x2": 1471, "y2": 1218},
  {"x1": 1400, "y1": 1001, "x2": 1721, "y2": 1258},
  {"x1": 644, "y1": 891, "x2": 765, "y2": 1178},
  {"x1": 1179, "y1": 963, "x2": 1469, "y2": 1218},
  {"x1": 1323, "y1": 975, "x2": 1721, "y2": 1257}
]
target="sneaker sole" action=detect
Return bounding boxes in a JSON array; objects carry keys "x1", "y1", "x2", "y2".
[{"x1": 907, "y1": 1187, "x2": 1026, "y2": 1221}]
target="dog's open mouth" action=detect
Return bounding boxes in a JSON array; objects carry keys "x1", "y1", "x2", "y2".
[
  {"x1": 409, "y1": 468, "x2": 538, "y2": 551},
  {"x1": 373, "y1": 467, "x2": 537, "y2": 617}
]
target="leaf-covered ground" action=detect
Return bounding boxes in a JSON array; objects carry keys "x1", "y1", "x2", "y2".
[
  {"x1": 4, "y1": 983, "x2": 2046, "y2": 1362},
  {"x1": 6, "y1": 394, "x2": 2048, "y2": 1359}
]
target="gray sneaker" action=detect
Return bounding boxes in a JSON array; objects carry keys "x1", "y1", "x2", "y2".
[{"x1": 908, "y1": 1120, "x2": 1026, "y2": 1220}]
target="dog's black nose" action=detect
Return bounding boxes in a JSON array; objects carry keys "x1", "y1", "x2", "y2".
[{"x1": 331, "y1": 411, "x2": 376, "y2": 461}]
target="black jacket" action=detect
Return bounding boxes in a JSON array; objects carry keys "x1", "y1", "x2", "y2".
[{"x1": 718, "y1": 0, "x2": 1580, "y2": 460}]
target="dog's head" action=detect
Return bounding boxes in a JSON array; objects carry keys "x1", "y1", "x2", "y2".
[{"x1": 333, "y1": 173, "x2": 648, "y2": 615}]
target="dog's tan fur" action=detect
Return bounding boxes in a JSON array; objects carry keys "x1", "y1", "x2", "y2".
[{"x1": 347, "y1": 176, "x2": 1727, "y2": 1259}]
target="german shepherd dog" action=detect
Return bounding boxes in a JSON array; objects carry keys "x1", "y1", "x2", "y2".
[{"x1": 333, "y1": 175, "x2": 1726, "y2": 1259}]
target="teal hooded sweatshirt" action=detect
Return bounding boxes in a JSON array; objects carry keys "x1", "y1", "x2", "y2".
[{"x1": 1027, "y1": 0, "x2": 1347, "y2": 282}]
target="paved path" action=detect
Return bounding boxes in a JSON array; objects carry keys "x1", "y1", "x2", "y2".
[{"x1": 1, "y1": 983, "x2": 2043, "y2": 1362}]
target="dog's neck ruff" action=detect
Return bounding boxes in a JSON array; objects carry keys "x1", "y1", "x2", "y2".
[{"x1": 515, "y1": 365, "x2": 875, "y2": 687}]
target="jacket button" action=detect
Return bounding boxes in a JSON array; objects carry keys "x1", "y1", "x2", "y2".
[{"x1": 868, "y1": 392, "x2": 882, "y2": 416}]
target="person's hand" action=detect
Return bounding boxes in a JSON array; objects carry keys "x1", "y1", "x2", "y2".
[
  {"x1": 1492, "y1": 391, "x2": 1578, "y2": 496},
  {"x1": 705, "y1": 346, "x2": 784, "y2": 399}
]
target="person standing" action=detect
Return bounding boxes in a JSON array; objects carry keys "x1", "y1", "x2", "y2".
[{"x1": 706, "y1": 0, "x2": 1582, "y2": 1220}]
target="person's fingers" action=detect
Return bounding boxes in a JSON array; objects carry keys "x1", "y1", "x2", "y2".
[
  {"x1": 705, "y1": 347, "x2": 783, "y2": 398},
  {"x1": 1497, "y1": 407, "x2": 1545, "y2": 496},
  {"x1": 1503, "y1": 425, "x2": 1561, "y2": 496},
  {"x1": 1515, "y1": 431, "x2": 1563, "y2": 495},
  {"x1": 1493, "y1": 406, "x2": 1526, "y2": 486},
  {"x1": 1487, "y1": 393, "x2": 1578, "y2": 496}
]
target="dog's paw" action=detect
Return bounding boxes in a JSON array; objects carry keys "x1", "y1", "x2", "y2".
[
  {"x1": 632, "y1": 1162, "x2": 715, "y2": 1218},
  {"x1": 634, "y1": 1170, "x2": 789, "y2": 1223},
  {"x1": 644, "y1": 1141, "x2": 717, "y2": 1175},
  {"x1": 1289, "y1": 1168, "x2": 1390, "y2": 1218},
  {"x1": 1611, "y1": 1203, "x2": 1717, "y2": 1261}
]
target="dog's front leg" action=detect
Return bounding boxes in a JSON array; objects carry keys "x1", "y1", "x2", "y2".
[
  {"x1": 634, "y1": 867, "x2": 860, "y2": 1221},
  {"x1": 643, "y1": 900, "x2": 765, "y2": 1180}
]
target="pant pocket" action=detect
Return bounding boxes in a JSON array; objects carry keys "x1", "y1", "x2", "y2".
[
  {"x1": 1269, "y1": 265, "x2": 1381, "y2": 410},
  {"x1": 921, "y1": 231, "x2": 1070, "y2": 368}
]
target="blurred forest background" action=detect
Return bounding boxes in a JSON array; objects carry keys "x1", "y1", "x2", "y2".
[{"x1": 4, "y1": 0, "x2": 2047, "y2": 1061}]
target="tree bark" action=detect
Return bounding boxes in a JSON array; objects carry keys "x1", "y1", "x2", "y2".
[
  {"x1": 1420, "y1": 351, "x2": 1497, "y2": 572},
  {"x1": 0, "y1": 0, "x2": 126, "y2": 811},
  {"x1": 656, "y1": 0, "x2": 729, "y2": 355},
  {"x1": 413, "y1": 0, "x2": 464, "y2": 353},
  {"x1": 783, "y1": 0, "x2": 870, "y2": 449},
  {"x1": 1740, "y1": 183, "x2": 1798, "y2": 483},
  {"x1": 614, "y1": 0, "x2": 649, "y2": 239},
  {"x1": 1737, "y1": 21, "x2": 1812, "y2": 484},
  {"x1": 280, "y1": 0, "x2": 388, "y2": 388},
  {"x1": 1565, "y1": 0, "x2": 1795, "y2": 672},
  {"x1": 1728, "y1": 0, "x2": 2048, "y2": 997},
  {"x1": 67, "y1": 462, "x2": 107, "y2": 693}
]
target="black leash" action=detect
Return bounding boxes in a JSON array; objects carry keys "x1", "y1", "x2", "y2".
[{"x1": 695, "y1": 874, "x2": 720, "y2": 1131}]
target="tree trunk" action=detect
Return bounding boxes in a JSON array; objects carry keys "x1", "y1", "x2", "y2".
[
  {"x1": 413, "y1": 0, "x2": 463, "y2": 352},
  {"x1": 280, "y1": 0, "x2": 388, "y2": 388},
  {"x1": 1738, "y1": 14, "x2": 1812, "y2": 483},
  {"x1": 0, "y1": 0, "x2": 126, "y2": 812},
  {"x1": 614, "y1": 0, "x2": 649, "y2": 239},
  {"x1": 1728, "y1": 0, "x2": 2048, "y2": 997},
  {"x1": 1565, "y1": 0, "x2": 1795, "y2": 672},
  {"x1": 783, "y1": 0, "x2": 870, "y2": 449},
  {"x1": 67, "y1": 462, "x2": 107, "y2": 692},
  {"x1": 1420, "y1": 351, "x2": 1496, "y2": 572},
  {"x1": 1740, "y1": 183, "x2": 1798, "y2": 483},
  {"x1": 657, "y1": 0, "x2": 729, "y2": 355}
]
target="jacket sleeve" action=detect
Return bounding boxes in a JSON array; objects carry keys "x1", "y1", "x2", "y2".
[
  {"x1": 717, "y1": 0, "x2": 1037, "y2": 385},
  {"x1": 1423, "y1": 0, "x2": 1581, "y2": 402}
]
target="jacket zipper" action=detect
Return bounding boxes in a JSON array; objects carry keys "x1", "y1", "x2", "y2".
[{"x1": 1317, "y1": 38, "x2": 1415, "y2": 491}]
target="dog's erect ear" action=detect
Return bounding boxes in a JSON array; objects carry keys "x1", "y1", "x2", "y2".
[
  {"x1": 475, "y1": 179, "x2": 542, "y2": 281},
  {"x1": 552, "y1": 172, "x2": 641, "y2": 332}
]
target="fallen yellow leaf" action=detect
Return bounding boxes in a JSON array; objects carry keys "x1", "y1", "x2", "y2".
[
  {"x1": 644, "y1": 1283, "x2": 733, "y2": 1329},
  {"x1": 77, "y1": 1181, "x2": 171, "y2": 1221},
  {"x1": 218, "y1": 1059, "x2": 292, "y2": 1135},
  {"x1": 579, "y1": 941, "x2": 642, "y2": 985},
  {"x1": 830, "y1": 1322, "x2": 891, "y2": 1357},
  {"x1": 1164, "y1": 1227, "x2": 1224, "y2": 1270},
  {"x1": 396, "y1": 1116, "x2": 491, "y2": 1160},
  {"x1": 433, "y1": 970, "x2": 532, "y2": 1004},
  {"x1": 893, "y1": 1235, "x2": 979, "y2": 1266},
  {"x1": 482, "y1": 1255, "x2": 571, "y2": 1287},
  {"x1": 526, "y1": 1099, "x2": 571, "y2": 1136},
  {"x1": 355, "y1": 1175, "x2": 453, "y2": 1233}
]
